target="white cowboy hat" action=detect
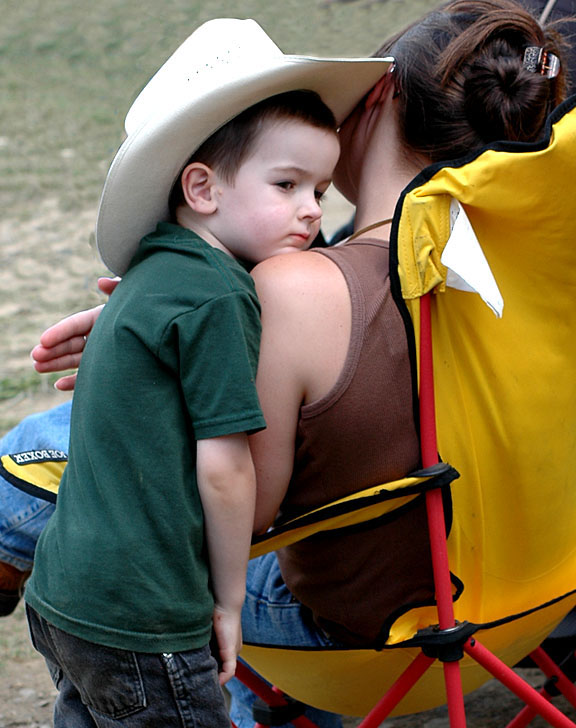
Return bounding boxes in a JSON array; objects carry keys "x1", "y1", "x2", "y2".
[{"x1": 95, "y1": 17, "x2": 392, "y2": 274}]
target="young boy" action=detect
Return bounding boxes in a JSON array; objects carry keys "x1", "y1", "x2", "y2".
[{"x1": 22, "y1": 17, "x2": 388, "y2": 728}]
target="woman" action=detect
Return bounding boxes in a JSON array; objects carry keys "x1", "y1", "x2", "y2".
[
  {"x1": 18, "y1": 0, "x2": 572, "y2": 724},
  {"x1": 226, "y1": 3, "x2": 568, "y2": 723}
]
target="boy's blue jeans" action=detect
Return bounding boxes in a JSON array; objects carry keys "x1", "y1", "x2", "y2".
[
  {"x1": 0, "y1": 403, "x2": 69, "y2": 571},
  {"x1": 26, "y1": 604, "x2": 229, "y2": 727}
]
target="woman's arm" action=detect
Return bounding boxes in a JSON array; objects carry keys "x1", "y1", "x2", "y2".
[
  {"x1": 31, "y1": 277, "x2": 120, "y2": 390},
  {"x1": 32, "y1": 306, "x2": 104, "y2": 390},
  {"x1": 249, "y1": 259, "x2": 306, "y2": 532},
  {"x1": 249, "y1": 251, "x2": 351, "y2": 533}
]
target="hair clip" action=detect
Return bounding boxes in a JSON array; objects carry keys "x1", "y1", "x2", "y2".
[{"x1": 523, "y1": 46, "x2": 560, "y2": 78}]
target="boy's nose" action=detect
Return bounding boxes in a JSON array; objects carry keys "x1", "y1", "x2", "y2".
[{"x1": 299, "y1": 195, "x2": 322, "y2": 221}]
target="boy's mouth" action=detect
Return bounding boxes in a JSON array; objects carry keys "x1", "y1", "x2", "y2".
[{"x1": 289, "y1": 232, "x2": 311, "y2": 243}]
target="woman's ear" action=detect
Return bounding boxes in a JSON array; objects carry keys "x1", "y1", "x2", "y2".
[
  {"x1": 180, "y1": 162, "x2": 218, "y2": 214},
  {"x1": 364, "y1": 67, "x2": 395, "y2": 109}
]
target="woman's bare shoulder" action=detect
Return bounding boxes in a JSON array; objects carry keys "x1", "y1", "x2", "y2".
[
  {"x1": 252, "y1": 250, "x2": 350, "y2": 377},
  {"x1": 251, "y1": 250, "x2": 343, "y2": 298}
]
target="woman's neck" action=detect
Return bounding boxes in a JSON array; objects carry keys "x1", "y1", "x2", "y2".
[
  {"x1": 351, "y1": 102, "x2": 425, "y2": 238},
  {"x1": 352, "y1": 165, "x2": 414, "y2": 238}
]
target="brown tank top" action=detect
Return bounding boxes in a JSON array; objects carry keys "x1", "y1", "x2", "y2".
[{"x1": 276, "y1": 238, "x2": 434, "y2": 647}]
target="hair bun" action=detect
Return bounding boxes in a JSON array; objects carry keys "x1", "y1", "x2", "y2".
[
  {"x1": 376, "y1": 0, "x2": 567, "y2": 163},
  {"x1": 463, "y1": 40, "x2": 549, "y2": 143}
]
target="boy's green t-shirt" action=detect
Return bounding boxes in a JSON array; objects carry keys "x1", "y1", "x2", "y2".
[{"x1": 26, "y1": 224, "x2": 265, "y2": 653}]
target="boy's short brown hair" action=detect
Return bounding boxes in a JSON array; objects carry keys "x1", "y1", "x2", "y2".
[{"x1": 169, "y1": 90, "x2": 337, "y2": 218}]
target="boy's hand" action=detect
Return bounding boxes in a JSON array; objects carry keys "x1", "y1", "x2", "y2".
[{"x1": 212, "y1": 605, "x2": 242, "y2": 685}]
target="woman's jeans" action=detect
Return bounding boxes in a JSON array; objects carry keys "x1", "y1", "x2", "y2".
[
  {"x1": 26, "y1": 604, "x2": 229, "y2": 727},
  {"x1": 0, "y1": 403, "x2": 70, "y2": 570},
  {"x1": 227, "y1": 551, "x2": 343, "y2": 728}
]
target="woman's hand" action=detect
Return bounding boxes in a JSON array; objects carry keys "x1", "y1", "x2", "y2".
[
  {"x1": 95, "y1": 276, "x2": 121, "y2": 296},
  {"x1": 31, "y1": 277, "x2": 120, "y2": 390}
]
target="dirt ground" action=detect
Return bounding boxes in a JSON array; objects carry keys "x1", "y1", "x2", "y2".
[{"x1": 2, "y1": 200, "x2": 576, "y2": 727}]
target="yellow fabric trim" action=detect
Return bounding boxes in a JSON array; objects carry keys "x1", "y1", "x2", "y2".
[
  {"x1": 0, "y1": 454, "x2": 64, "y2": 497},
  {"x1": 250, "y1": 474, "x2": 441, "y2": 557},
  {"x1": 397, "y1": 192, "x2": 451, "y2": 299},
  {"x1": 250, "y1": 494, "x2": 419, "y2": 557},
  {"x1": 250, "y1": 474, "x2": 437, "y2": 557}
]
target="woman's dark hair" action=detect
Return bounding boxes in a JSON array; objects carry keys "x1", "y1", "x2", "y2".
[
  {"x1": 374, "y1": 0, "x2": 569, "y2": 163},
  {"x1": 169, "y1": 90, "x2": 337, "y2": 217}
]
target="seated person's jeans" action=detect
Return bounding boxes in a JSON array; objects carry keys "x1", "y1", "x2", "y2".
[
  {"x1": 227, "y1": 551, "x2": 343, "y2": 728},
  {"x1": 26, "y1": 604, "x2": 229, "y2": 727},
  {"x1": 0, "y1": 403, "x2": 70, "y2": 571}
]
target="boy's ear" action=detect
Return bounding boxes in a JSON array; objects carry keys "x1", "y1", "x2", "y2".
[{"x1": 180, "y1": 162, "x2": 219, "y2": 214}]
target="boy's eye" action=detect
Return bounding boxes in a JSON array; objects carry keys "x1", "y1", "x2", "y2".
[
  {"x1": 315, "y1": 189, "x2": 327, "y2": 203},
  {"x1": 275, "y1": 181, "x2": 295, "y2": 190}
]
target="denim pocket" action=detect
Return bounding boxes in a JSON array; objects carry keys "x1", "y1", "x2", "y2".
[
  {"x1": 45, "y1": 622, "x2": 147, "y2": 719},
  {"x1": 27, "y1": 605, "x2": 60, "y2": 686}
]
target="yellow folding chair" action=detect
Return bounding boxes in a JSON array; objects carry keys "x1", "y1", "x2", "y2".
[{"x1": 236, "y1": 93, "x2": 576, "y2": 726}]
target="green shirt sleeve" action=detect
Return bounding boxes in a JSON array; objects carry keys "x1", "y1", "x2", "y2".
[{"x1": 158, "y1": 289, "x2": 266, "y2": 440}]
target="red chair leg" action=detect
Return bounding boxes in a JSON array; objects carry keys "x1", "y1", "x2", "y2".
[
  {"x1": 234, "y1": 661, "x2": 320, "y2": 728},
  {"x1": 530, "y1": 647, "x2": 576, "y2": 709},
  {"x1": 505, "y1": 688, "x2": 554, "y2": 728},
  {"x1": 506, "y1": 647, "x2": 576, "y2": 728},
  {"x1": 356, "y1": 651, "x2": 435, "y2": 727},
  {"x1": 464, "y1": 638, "x2": 576, "y2": 727}
]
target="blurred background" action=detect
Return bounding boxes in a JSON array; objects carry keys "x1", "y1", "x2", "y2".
[
  {"x1": 0, "y1": 0, "x2": 439, "y2": 433},
  {"x1": 3, "y1": 3, "x2": 576, "y2": 727}
]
